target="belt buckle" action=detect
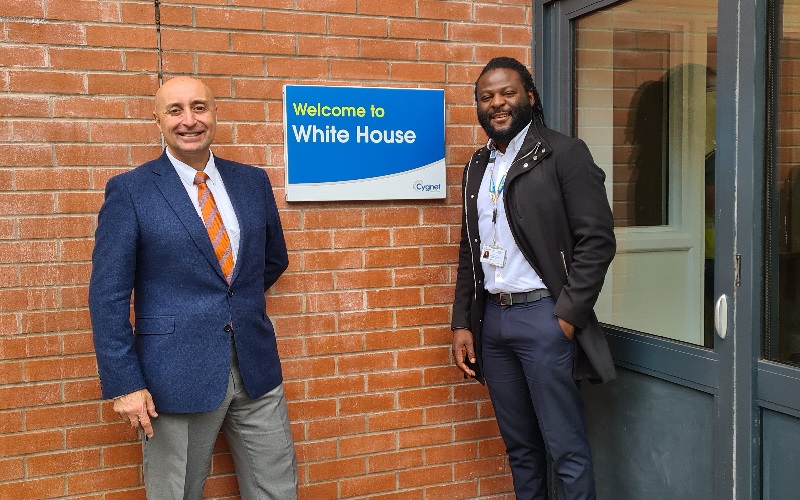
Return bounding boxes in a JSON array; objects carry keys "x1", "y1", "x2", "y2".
[{"x1": 499, "y1": 292, "x2": 513, "y2": 306}]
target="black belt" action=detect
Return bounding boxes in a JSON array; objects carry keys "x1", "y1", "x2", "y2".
[{"x1": 488, "y1": 289, "x2": 551, "y2": 306}]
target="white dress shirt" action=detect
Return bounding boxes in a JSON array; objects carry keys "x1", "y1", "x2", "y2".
[
  {"x1": 167, "y1": 148, "x2": 241, "y2": 266},
  {"x1": 477, "y1": 123, "x2": 546, "y2": 294}
]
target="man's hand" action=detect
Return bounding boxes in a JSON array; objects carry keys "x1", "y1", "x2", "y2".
[
  {"x1": 557, "y1": 317, "x2": 575, "y2": 341},
  {"x1": 113, "y1": 389, "x2": 158, "y2": 438},
  {"x1": 452, "y1": 328, "x2": 477, "y2": 378}
]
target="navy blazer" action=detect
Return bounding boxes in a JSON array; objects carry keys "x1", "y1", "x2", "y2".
[{"x1": 89, "y1": 151, "x2": 289, "y2": 413}]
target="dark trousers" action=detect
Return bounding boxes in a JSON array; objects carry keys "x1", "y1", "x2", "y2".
[{"x1": 482, "y1": 297, "x2": 595, "y2": 500}]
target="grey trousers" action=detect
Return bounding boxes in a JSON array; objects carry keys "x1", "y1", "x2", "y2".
[{"x1": 142, "y1": 348, "x2": 298, "y2": 500}]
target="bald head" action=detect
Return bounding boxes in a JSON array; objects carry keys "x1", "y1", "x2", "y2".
[{"x1": 153, "y1": 76, "x2": 218, "y2": 170}]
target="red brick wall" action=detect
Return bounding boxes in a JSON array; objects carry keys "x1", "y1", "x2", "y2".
[{"x1": 0, "y1": 1, "x2": 531, "y2": 498}]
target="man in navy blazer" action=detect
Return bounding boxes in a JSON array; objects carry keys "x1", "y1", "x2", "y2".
[{"x1": 89, "y1": 76, "x2": 297, "y2": 499}]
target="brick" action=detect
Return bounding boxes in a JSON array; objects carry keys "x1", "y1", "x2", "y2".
[
  {"x1": 367, "y1": 408, "x2": 423, "y2": 431},
  {"x1": 305, "y1": 249, "x2": 362, "y2": 271},
  {"x1": 0, "y1": 145, "x2": 52, "y2": 167},
  {"x1": 419, "y1": 42, "x2": 474, "y2": 63},
  {"x1": 338, "y1": 393, "x2": 394, "y2": 415},
  {"x1": 22, "y1": 354, "x2": 96, "y2": 380},
  {"x1": 62, "y1": 332, "x2": 94, "y2": 356},
  {"x1": 262, "y1": 11, "x2": 325, "y2": 33},
  {"x1": 0, "y1": 383, "x2": 62, "y2": 410},
  {"x1": 338, "y1": 352, "x2": 393, "y2": 374},
  {"x1": 274, "y1": 314, "x2": 336, "y2": 336},
  {"x1": 7, "y1": 21, "x2": 84, "y2": 45},
  {"x1": 340, "y1": 431, "x2": 396, "y2": 457},
  {"x1": 0, "y1": 241, "x2": 57, "y2": 264},
  {"x1": 198, "y1": 53, "x2": 265, "y2": 77},
  {"x1": 339, "y1": 471, "x2": 395, "y2": 497},
  {"x1": 160, "y1": 29, "x2": 230, "y2": 52},
  {"x1": 396, "y1": 306, "x2": 450, "y2": 327},
  {"x1": 88, "y1": 73, "x2": 158, "y2": 96},
  {"x1": 418, "y1": 0, "x2": 472, "y2": 21},
  {"x1": 26, "y1": 402, "x2": 100, "y2": 430},
  {"x1": 365, "y1": 248, "x2": 420, "y2": 268},
  {"x1": 427, "y1": 442, "x2": 478, "y2": 464},
  {"x1": 281, "y1": 356, "x2": 336, "y2": 380},
  {"x1": 294, "y1": 438, "x2": 337, "y2": 463},
  {"x1": 425, "y1": 481, "x2": 478, "y2": 500},
  {"x1": 0, "y1": 0, "x2": 45, "y2": 18},
  {"x1": 397, "y1": 386, "x2": 450, "y2": 408},
  {"x1": 0, "y1": 457, "x2": 23, "y2": 482},
  {"x1": 390, "y1": 19, "x2": 446, "y2": 40},
  {"x1": 367, "y1": 369, "x2": 422, "y2": 391},
  {"x1": 307, "y1": 456, "x2": 366, "y2": 482},
  {"x1": 67, "y1": 466, "x2": 140, "y2": 495},
  {"x1": 57, "y1": 192, "x2": 107, "y2": 213},
  {"x1": 50, "y1": 48, "x2": 124, "y2": 71},
  {"x1": 399, "y1": 425, "x2": 451, "y2": 448},
  {"x1": 296, "y1": 0, "x2": 356, "y2": 13},
  {"x1": 367, "y1": 449, "x2": 423, "y2": 473},
  {"x1": 454, "y1": 456, "x2": 506, "y2": 480},
  {"x1": 0, "y1": 429, "x2": 63, "y2": 456},
  {"x1": 18, "y1": 216, "x2": 93, "y2": 239},
  {"x1": 359, "y1": 39, "x2": 417, "y2": 61},
  {"x1": 231, "y1": 32, "x2": 295, "y2": 55},
  {"x1": 365, "y1": 328, "x2": 420, "y2": 350},
  {"x1": 273, "y1": 272, "x2": 334, "y2": 293},
  {"x1": 357, "y1": 0, "x2": 415, "y2": 16},
  {"x1": 195, "y1": 7, "x2": 264, "y2": 30},
  {"x1": 16, "y1": 169, "x2": 91, "y2": 191},
  {"x1": 331, "y1": 59, "x2": 389, "y2": 80},
  {"x1": 266, "y1": 56, "x2": 328, "y2": 78},
  {"x1": 366, "y1": 287, "x2": 421, "y2": 308},
  {"x1": 63, "y1": 378, "x2": 102, "y2": 402},
  {"x1": 307, "y1": 374, "x2": 365, "y2": 397},
  {"x1": 392, "y1": 62, "x2": 446, "y2": 83},
  {"x1": 0, "y1": 361, "x2": 23, "y2": 384},
  {"x1": 0, "y1": 45, "x2": 47, "y2": 68},
  {"x1": 20, "y1": 263, "x2": 92, "y2": 286},
  {"x1": 90, "y1": 122, "x2": 160, "y2": 143},
  {"x1": 399, "y1": 463, "x2": 452, "y2": 488},
  {"x1": 298, "y1": 35, "x2": 360, "y2": 57},
  {"x1": 0, "y1": 410, "x2": 24, "y2": 434},
  {"x1": 333, "y1": 228, "x2": 391, "y2": 248},
  {"x1": 27, "y1": 449, "x2": 101, "y2": 477},
  {"x1": 12, "y1": 120, "x2": 90, "y2": 143},
  {"x1": 306, "y1": 290, "x2": 363, "y2": 313},
  {"x1": 307, "y1": 415, "x2": 365, "y2": 441},
  {"x1": 286, "y1": 399, "x2": 337, "y2": 423},
  {"x1": 65, "y1": 423, "x2": 137, "y2": 448},
  {"x1": 53, "y1": 97, "x2": 127, "y2": 119},
  {"x1": 330, "y1": 16, "x2": 388, "y2": 37},
  {"x1": 338, "y1": 309, "x2": 393, "y2": 332},
  {"x1": 0, "y1": 477, "x2": 64, "y2": 499},
  {"x1": 47, "y1": 0, "x2": 121, "y2": 22}
]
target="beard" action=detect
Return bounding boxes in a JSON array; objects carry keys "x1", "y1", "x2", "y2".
[{"x1": 477, "y1": 99, "x2": 533, "y2": 145}]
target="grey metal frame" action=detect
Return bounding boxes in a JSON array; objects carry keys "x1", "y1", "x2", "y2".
[{"x1": 533, "y1": 0, "x2": 777, "y2": 498}]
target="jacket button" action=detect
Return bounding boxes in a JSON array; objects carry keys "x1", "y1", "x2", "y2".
[
  {"x1": 224, "y1": 324, "x2": 232, "y2": 332},
  {"x1": 227, "y1": 289, "x2": 234, "y2": 297}
]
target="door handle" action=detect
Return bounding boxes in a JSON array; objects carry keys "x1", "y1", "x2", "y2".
[{"x1": 714, "y1": 294, "x2": 728, "y2": 339}]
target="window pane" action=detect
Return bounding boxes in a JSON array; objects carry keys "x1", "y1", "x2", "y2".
[
  {"x1": 764, "y1": 0, "x2": 800, "y2": 365},
  {"x1": 574, "y1": 0, "x2": 717, "y2": 345}
]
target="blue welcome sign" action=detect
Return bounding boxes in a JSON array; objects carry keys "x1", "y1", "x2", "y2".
[{"x1": 283, "y1": 85, "x2": 446, "y2": 201}]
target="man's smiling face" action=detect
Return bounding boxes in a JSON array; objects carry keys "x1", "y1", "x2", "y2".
[
  {"x1": 475, "y1": 68, "x2": 534, "y2": 150},
  {"x1": 154, "y1": 76, "x2": 217, "y2": 170}
]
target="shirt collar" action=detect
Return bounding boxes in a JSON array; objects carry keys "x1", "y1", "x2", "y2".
[
  {"x1": 487, "y1": 121, "x2": 532, "y2": 159},
  {"x1": 166, "y1": 148, "x2": 220, "y2": 187}
]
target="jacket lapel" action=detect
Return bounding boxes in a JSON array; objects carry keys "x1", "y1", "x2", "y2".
[
  {"x1": 216, "y1": 158, "x2": 245, "y2": 284},
  {"x1": 151, "y1": 152, "x2": 225, "y2": 281}
]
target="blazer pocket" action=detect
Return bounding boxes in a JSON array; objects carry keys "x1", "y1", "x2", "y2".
[{"x1": 134, "y1": 316, "x2": 175, "y2": 335}]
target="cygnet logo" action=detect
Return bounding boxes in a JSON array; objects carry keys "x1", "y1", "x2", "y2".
[{"x1": 413, "y1": 180, "x2": 442, "y2": 192}]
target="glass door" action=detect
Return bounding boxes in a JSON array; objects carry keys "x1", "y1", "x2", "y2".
[{"x1": 535, "y1": 0, "x2": 767, "y2": 498}]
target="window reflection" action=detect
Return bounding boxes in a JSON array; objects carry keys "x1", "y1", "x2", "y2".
[
  {"x1": 574, "y1": 0, "x2": 717, "y2": 345},
  {"x1": 765, "y1": 0, "x2": 800, "y2": 364}
]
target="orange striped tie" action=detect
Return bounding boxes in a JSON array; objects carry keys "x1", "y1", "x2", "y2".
[{"x1": 193, "y1": 172, "x2": 234, "y2": 283}]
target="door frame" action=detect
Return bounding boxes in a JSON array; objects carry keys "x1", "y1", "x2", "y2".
[{"x1": 533, "y1": 0, "x2": 766, "y2": 498}]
